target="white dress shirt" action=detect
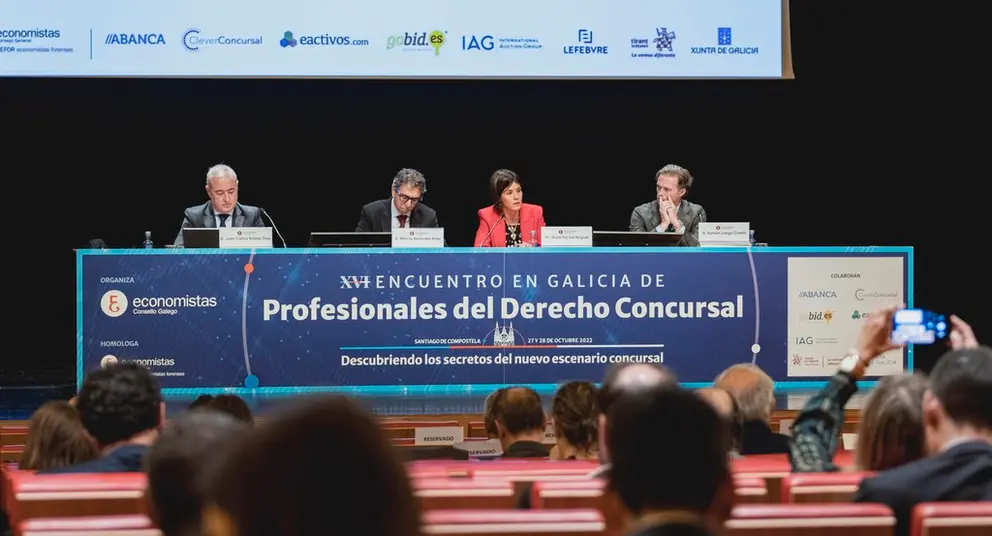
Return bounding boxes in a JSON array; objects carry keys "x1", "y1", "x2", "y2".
[
  {"x1": 215, "y1": 213, "x2": 233, "y2": 228},
  {"x1": 390, "y1": 202, "x2": 410, "y2": 229}
]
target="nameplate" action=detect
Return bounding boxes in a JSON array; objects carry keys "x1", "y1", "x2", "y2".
[
  {"x1": 842, "y1": 433, "x2": 858, "y2": 450},
  {"x1": 218, "y1": 227, "x2": 273, "y2": 248},
  {"x1": 541, "y1": 226, "x2": 593, "y2": 247},
  {"x1": 392, "y1": 228, "x2": 444, "y2": 248},
  {"x1": 699, "y1": 222, "x2": 750, "y2": 246},
  {"x1": 413, "y1": 425, "x2": 464, "y2": 446},
  {"x1": 453, "y1": 438, "x2": 503, "y2": 457},
  {"x1": 543, "y1": 423, "x2": 557, "y2": 444}
]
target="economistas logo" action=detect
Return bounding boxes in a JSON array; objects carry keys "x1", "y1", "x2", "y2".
[{"x1": 182, "y1": 28, "x2": 263, "y2": 51}]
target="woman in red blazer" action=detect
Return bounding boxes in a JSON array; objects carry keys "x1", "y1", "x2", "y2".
[{"x1": 474, "y1": 169, "x2": 546, "y2": 247}]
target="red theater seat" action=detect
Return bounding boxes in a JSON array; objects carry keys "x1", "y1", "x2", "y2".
[
  {"x1": 733, "y1": 475, "x2": 770, "y2": 503},
  {"x1": 413, "y1": 478, "x2": 516, "y2": 510},
  {"x1": 18, "y1": 515, "x2": 159, "y2": 536},
  {"x1": 727, "y1": 503, "x2": 895, "y2": 536},
  {"x1": 1, "y1": 445, "x2": 24, "y2": 463},
  {"x1": 422, "y1": 509, "x2": 605, "y2": 535},
  {"x1": 408, "y1": 460, "x2": 476, "y2": 479},
  {"x1": 469, "y1": 461, "x2": 599, "y2": 481},
  {"x1": 912, "y1": 502, "x2": 992, "y2": 536},
  {"x1": 531, "y1": 480, "x2": 625, "y2": 536},
  {"x1": 0, "y1": 425, "x2": 28, "y2": 447},
  {"x1": 6, "y1": 472, "x2": 148, "y2": 526},
  {"x1": 781, "y1": 472, "x2": 873, "y2": 503}
]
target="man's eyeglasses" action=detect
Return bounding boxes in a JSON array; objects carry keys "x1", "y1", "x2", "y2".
[{"x1": 394, "y1": 188, "x2": 422, "y2": 204}]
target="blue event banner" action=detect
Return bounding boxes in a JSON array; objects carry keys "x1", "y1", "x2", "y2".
[{"x1": 76, "y1": 247, "x2": 913, "y2": 395}]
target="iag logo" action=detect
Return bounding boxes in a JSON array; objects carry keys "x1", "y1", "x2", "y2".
[
  {"x1": 101, "y1": 290, "x2": 128, "y2": 317},
  {"x1": 461, "y1": 35, "x2": 494, "y2": 50}
]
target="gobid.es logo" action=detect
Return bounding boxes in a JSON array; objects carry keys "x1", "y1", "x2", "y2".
[{"x1": 101, "y1": 290, "x2": 128, "y2": 317}]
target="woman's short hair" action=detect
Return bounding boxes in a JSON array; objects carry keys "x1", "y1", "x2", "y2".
[
  {"x1": 855, "y1": 373, "x2": 927, "y2": 471},
  {"x1": 489, "y1": 169, "x2": 520, "y2": 211}
]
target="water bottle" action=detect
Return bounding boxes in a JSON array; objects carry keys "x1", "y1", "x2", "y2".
[
  {"x1": 143, "y1": 231, "x2": 153, "y2": 249},
  {"x1": 748, "y1": 230, "x2": 756, "y2": 247},
  {"x1": 530, "y1": 229, "x2": 538, "y2": 247}
]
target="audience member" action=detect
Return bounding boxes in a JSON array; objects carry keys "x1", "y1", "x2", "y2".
[
  {"x1": 20, "y1": 400, "x2": 98, "y2": 471},
  {"x1": 492, "y1": 387, "x2": 548, "y2": 458},
  {"x1": 207, "y1": 395, "x2": 254, "y2": 425},
  {"x1": 203, "y1": 395, "x2": 422, "y2": 536},
  {"x1": 854, "y1": 345, "x2": 992, "y2": 536},
  {"x1": 189, "y1": 395, "x2": 214, "y2": 410},
  {"x1": 146, "y1": 410, "x2": 248, "y2": 536},
  {"x1": 696, "y1": 387, "x2": 743, "y2": 456},
  {"x1": 608, "y1": 385, "x2": 732, "y2": 536},
  {"x1": 42, "y1": 362, "x2": 163, "y2": 473},
  {"x1": 713, "y1": 363, "x2": 787, "y2": 454},
  {"x1": 483, "y1": 387, "x2": 508, "y2": 439},
  {"x1": 791, "y1": 305, "x2": 929, "y2": 472},
  {"x1": 550, "y1": 381, "x2": 600, "y2": 461},
  {"x1": 592, "y1": 362, "x2": 676, "y2": 477}
]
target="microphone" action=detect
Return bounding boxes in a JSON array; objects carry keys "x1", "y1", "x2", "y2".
[
  {"x1": 477, "y1": 213, "x2": 505, "y2": 247},
  {"x1": 260, "y1": 208, "x2": 288, "y2": 248}
]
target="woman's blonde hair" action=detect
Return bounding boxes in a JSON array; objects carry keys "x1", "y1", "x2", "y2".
[
  {"x1": 854, "y1": 373, "x2": 927, "y2": 471},
  {"x1": 22, "y1": 400, "x2": 98, "y2": 471}
]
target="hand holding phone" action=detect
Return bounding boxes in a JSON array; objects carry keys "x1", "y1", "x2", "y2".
[
  {"x1": 948, "y1": 315, "x2": 979, "y2": 349},
  {"x1": 891, "y1": 309, "x2": 948, "y2": 344}
]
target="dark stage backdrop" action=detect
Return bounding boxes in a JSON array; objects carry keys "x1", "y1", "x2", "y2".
[{"x1": 0, "y1": 3, "x2": 977, "y2": 388}]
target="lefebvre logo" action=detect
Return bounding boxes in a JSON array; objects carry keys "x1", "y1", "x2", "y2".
[{"x1": 100, "y1": 289, "x2": 218, "y2": 316}]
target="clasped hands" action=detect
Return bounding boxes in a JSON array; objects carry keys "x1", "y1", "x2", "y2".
[{"x1": 658, "y1": 193, "x2": 679, "y2": 230}]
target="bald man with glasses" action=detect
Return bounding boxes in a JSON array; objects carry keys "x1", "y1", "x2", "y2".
[{"x1": 355, "y1": 168, "x2": 440, "y2": 232}]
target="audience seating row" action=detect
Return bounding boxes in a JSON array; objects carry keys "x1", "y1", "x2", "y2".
[
  {"x1": 0, "y1": 408, "x2": 865, "y2": 455},
  {"x1": 13, "y1": 503, "x2": 992, "y2": 536},
  {"x1": 2, "y1": 456, "x2": 876, "y2": 527}
]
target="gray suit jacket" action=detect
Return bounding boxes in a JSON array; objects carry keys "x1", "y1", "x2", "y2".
[
  {"x1": 173, "y1": 202, "x2": 266, "y2": 247},
  {"x1": 629, "y1": 199, "x2": 707, "y2": 247}
]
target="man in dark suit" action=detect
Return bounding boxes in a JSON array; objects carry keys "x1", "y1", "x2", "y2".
[
  {"x1": 713, "y1": 364, "x2": 790, "y2": 455},
  {"x1": 629, "y1": 164, "x2": 707, "y2": 246},
  {"x1": 173, "y1": 164, "x2": 266, "y2": 247},
  {"x1": 355, "y1": 168, "x2": 440, "y2": 232},
  {"x1": 854, "y1": 344, "x2": 992, "y2": 536},
  {"x1": 608, "y1": 385, "x2": 732, "y2": 536}
]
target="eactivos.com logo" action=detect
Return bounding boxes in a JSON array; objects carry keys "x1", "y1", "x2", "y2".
[
  {"x1": 100, "y1": 289, "x2": 217, "y2": 317},
  {"x1": 101, "y1": 355, "x2": 176, "y2": 368},
  {"x1": 386, "y1": 30, "x2": 446, "y2": 55}
]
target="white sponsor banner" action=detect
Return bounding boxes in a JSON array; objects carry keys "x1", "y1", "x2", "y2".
[
  {"x1": 0, "y1": 0, "x2": 782, "y2": 78},
  {"x1": 787, "y1": 257, "x2": 904, "y2": 377}
]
